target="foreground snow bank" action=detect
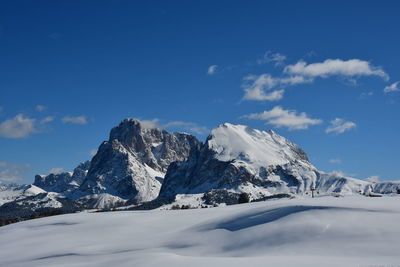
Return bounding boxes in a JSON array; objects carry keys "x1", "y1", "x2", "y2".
[{"x1": 1, "y1": 196, "x2": 399, "y2": 267}]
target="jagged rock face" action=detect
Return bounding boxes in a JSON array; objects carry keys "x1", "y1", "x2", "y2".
[
  {"x1": 71, "y1": 161, "x2": 91, "y2": 186},
  {"x1": 372, "y1": 181, "x2": 400, "y2": 194},
  {"x1": 34, "y1": 161, "x2": 90, "y2": 193},
  {"x1": 160, "y1": 123, "x2": 314, "y2": 198},
  {"x1": 108, "y1": 119, "x2": 201, "y2": 172},
  {"x1": 159, "y1": 123, "x2": 366, "y2": 200},
  {"x1": 79, "y1": 119, "x2": 201, "y2": 201}
]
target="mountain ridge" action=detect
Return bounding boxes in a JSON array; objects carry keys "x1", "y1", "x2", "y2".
[{"x1": 1, "y1": 118, "x2": 399, "y2": 220}]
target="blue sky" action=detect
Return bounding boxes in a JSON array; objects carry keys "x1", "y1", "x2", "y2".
[{"x1": 0, "y1": 0, "x2": 399, "y2": 184}]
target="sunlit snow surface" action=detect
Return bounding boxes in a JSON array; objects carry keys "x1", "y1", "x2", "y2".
[
  {"x1": 207, "y1": 123, "x2": 309, "y2": 169},
  {"x1": 1, "y1": 196, "x2": 400, "y2": 267},
  {"x1": 0, "y1": 184, "x2": 46, "y2": 205}
]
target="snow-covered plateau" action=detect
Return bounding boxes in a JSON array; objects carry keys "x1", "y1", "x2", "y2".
[{"x1": 0, "y1": 196, "x2": 399, "y2": 267}]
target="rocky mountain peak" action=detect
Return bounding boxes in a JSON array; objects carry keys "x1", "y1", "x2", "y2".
[
  {"x1": 109, "y1": 118, "x2": 159, "y2": 147},
  {"x1": 77, "y1": 118, "x2": 202, "y2": 202},
  {"x1": 33, "y1": 161, "x2": 90, "y2": 193},
  {"x1": 160, "y1": 123, "x2": 316, "y2": 199},
  {"x1": 107, "y1": 118, "x2": 201, "y2": 172}
]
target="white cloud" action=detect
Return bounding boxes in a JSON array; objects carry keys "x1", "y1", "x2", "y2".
[
  {"x1": 40, "y1": 116, "x2": 55, "y2": 124},
  {"x1": 329, "y1": 158, "x2": 342, "y2": 164},
  {"x1": 242, "y1": 73, "x2": 312, "y2": 101},
  {"x1": 242, "y1": 58, "x2": 388, "y2": 102},
  {"x1": 285, "y1": 59, "x2": 389, "y2": 81},
  {"x1": 279, "y1": 75, "x2": 314, "y2": 86},
  {"x1": 138, "y1": 118, "x2": 209, "y2": 135},
  {"x1": 330, "y1": 170, "x2": 346, "y2": 177},
  {"x1": 330, "y1": 170, "x2": 358, "y2": 178},
  {"x1": 62, "y1": 115, "x2": 88, "y2": 125},
  {"x1": 0, "y1": 114, "x2": 37, "y2": 138},
  {"x1": 163, "y1": 121, "x2": 209, "y2": 135},
  {"x1": 359, "y1": 91, "x2": 374, "y2": 99},
  {"x1": 139, "y1": 119, "x2": 160, "y2": 129},
  {"x1": 384, "y1": 81, "x2": 400, "y2": 93},
  {"x1": 242, "y1": 74, "x2": 283, "y2": 101},
  {"x1": 36, "y1": 105, "x2": 47, "y2": 112},
  {"x1": 207, "y1": 65, "x2": 218, "y2": 75},
  {"x1": 243, "y1": 88, "x2": 285, "y2": 101},
  {"x1": 366, "y1": 175, "x2": 380, "y2": 183},
  {"x1": 326, "y1": 118, "x2": 356, "y2": 134},
  {"x1": 305, "y1": 51, "x2": 317, "y2": 58},
  {"x1": 0, "y1": 162, "x2": 31, "y2": 183},
  {"x1": 48, "y1": 168, "x2": 64, "y2": 174},
  {"x1": 242, "y1": 106, "x2": 323, "y2": 130},
  {"x1": 257, "y1": 51, "x2": 287, "y2": 66},
  {"x1": 244, "y1": 74, "x2": 277, "y2": 90}
]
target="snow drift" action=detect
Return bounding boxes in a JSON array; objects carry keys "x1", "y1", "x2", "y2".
[{"x1": 0, "y1": 196, "x2": 399, "y2": 267}]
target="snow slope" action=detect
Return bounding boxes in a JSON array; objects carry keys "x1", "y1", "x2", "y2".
[
  {"x1": 207, "y1": 123, "x2": 309, "y2": 170},
  {"x1": 0, "y1": 184, "x2": 46, "y2": 206},
  {"x1": 1, "y1": 196, "x2": 399, "y2": 267}
]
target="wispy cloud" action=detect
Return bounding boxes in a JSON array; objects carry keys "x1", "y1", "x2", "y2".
[
  {"x1": 0, "y1": 113, "x2": 55, "y2": 138},
  {"x1": 163, "y1": 121, "x2": 209, "y2": 135},
  {"x1": 359, "y1": 91, "x2": 374, "y2": 99},
  {"x1": 138, "y1": 119, "x2": 209, "y2": 135},
  {"x1": 139, "y1": 119, "x2": 160, "y2": 129},
  {"x1": 0, "y1": 114, "x2": 37, "y2": 138},
  {"x1": 285, "y1": 59, "x2": 389, "y2": 81},
  {"x1": 326, "y1": 118, "x2": 356, "y2": 134},
  {"x1": 62, "y1": 115, "x2": 88, "y2": 125},
  {"x1": 384, "y1": 81, "x2": 400, "y2": 93},
  {"x1": 207, "y1": 65, "x2": 218, "y2": 75},
  {"x1": 40, "y1": 116, "x2": 55, "y2": 124},
  {"x1": 36, "y1": 105, "x2": 47, "y2": 112},
  {"x1": 366, "y1": 175, "x2": 380, "y2": 183},
  {"x1": 330, "y1": 170, "x2": 357, "y2": 178},
  {"x1": 257, "y1": 51, "x2": 287, "y2": 66},
  {"x1": 48, "y1": 168, "x2": 64, "y2": 174},
  {"x1": 329, "y1": 158, "x2": 342, "y2": 164},
  {"x1": 242, "y1": 106, "x2": 322, "y2": 130},
  {"x1": 0, "y1": 162, "x2": 31, "y2": 183}
]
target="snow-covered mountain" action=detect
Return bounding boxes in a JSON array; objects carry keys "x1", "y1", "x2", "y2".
[
  {"x1": 28, "y1": 119, "x2": 201, "y2": 208},
  {"x1": 34, "y1": 161, "x2": 90, "y2": 193},
  {"x1": 77, "y1": 118, "x2": 201, "y2": 203},
  {"x1": 159, "y1": 123, "x2": 397, "y2": 201},
  {"x1": 0, "y1": 119, "x2": 201, "y2": 217},
  {"x1": 0, "y1": 184, "x2": 46, "y2": 206},
  {"x1": 1, "y1": 120, "x2": 399, "y2": 221}
]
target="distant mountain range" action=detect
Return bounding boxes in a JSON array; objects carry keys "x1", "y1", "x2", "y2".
[{"x1": 1, "y1": 118, "x2": 399, "y2": 220}]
